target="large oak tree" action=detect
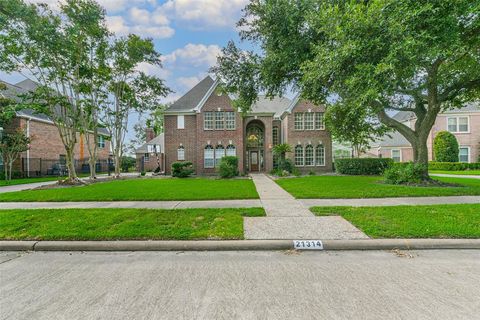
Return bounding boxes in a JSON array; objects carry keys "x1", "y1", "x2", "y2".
[{"x1": 213, "y1": 0, "x2": 480, "y2": 179}]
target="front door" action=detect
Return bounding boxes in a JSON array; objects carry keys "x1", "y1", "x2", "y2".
[{"x1": 250, "y1": 151, "x2": 259, "y2": 171}]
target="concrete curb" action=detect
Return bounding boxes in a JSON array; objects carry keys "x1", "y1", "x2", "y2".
[{"x1": 0, "y1": 239, "x2": 479, "y2": 251}]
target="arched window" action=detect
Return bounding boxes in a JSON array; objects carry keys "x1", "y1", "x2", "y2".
[
  {"x1": 215, "y1": 145, "x2": 225, "y2": 167},
  {"x1": 315, "y1": 144, "x2": 325, "y2": 166},
  {"x1": 226, "y1": 144, "x2": 236, "y2": 157},
  {"x1": 177, "y1": 146, "x2": 185, "y2": 161},
  {"x1": 204, "y1": 145, "x2": 214, "y2": 168},
  {"x1": 305, "y1": 145, "x2": 314, "y2": 166},
  {"x1": 295, "y1": 145, "x2": 304, "y2": 166},
  {"x1": 246, "y1": 124, "x2": 264, "y2": 148}
]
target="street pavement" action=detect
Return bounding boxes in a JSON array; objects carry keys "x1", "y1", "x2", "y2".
[{"x1": 1, "y1": 250, "x2": 479, "y2": 320}]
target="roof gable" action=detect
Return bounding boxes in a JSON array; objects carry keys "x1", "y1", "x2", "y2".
[{"x1": 166, "y1": 76, "x2": 215, "y2": 113}]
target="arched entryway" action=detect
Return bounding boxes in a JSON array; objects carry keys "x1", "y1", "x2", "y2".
[{"x1": 246, "y1": 120, "x2": 265, "y2": 172}]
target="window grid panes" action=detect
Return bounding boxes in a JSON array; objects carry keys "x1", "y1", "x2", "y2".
[
  {"x1": 305, "y1": 145, "x2": 314, "y2": 166},
  {"x1": 459, "y1": 147, "x2": 469, "y2": 163},
  {"x1": 315, "y1": 112, "x2": 325, "y2": 130},
  {"x1": 204, "y1": 146, "x2": 214, "y2": 168},
  {"x1": 295, "y1": 145, "x2": 304, "y2": 166},
  {"x1": 304, "y1": 113, "x2": 314, "y2": 130},
  {"x1": 97, "y1": 136, "x2": 105, "y2": 149},
  {"x1": 215, "y1": 111, "x2": 224, "y2": 130},
  {"x1": 294, "y1": 113, "x2": 304, "y2": 130},
  {"x1": 204, "y1": 112, "x2": 214, "y2": 130},
  {"x1": 315, "y1": 145, "x2": 325, "y2": 166},
  {"x1": 458, "y1": 117, "x2": 469, "y2": 132},
  {"x1": 272, "y1": 127, "x2": 279, "y2": 145},
  {"x1": 215, "y1": 145, "x2": 225, "y2": 167},
  {"x1": 226, "y1": 145, "x2": 236, "y2": 157},
  {"x1": 392, "y1": 150, "x2": 401, "y2": 162},
  {"x1": 177, "y1": 146, "x2": 185, "y2": 161},
  {"x1": 144, "y1": 153, "x2": 149, "y2": 162},
  {"x1": 448, "y1": 117, "x2": 469, "y2": 132},
  {"x1": 225, "y1": 112, "x2": 236, "y2": 130}
]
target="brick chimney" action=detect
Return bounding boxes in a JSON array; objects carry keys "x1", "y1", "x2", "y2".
[{"x1": 145, "y1": 128, "x2": 155, "y2": 142}]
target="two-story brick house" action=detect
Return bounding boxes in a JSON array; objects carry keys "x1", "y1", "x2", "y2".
[
  {"x1": 162, "y1": 76, "x2": 333, "y2": 175},
  {"x1": 370, "y1": 103, "x2": 480, "y2": 163}
]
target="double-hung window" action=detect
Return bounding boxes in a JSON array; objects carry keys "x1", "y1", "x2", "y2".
[
  {"x1": 204, "y1": 112, "x2": 214, "y2": 130},
  {"x1": 97, "y1": 135, "x2": 105, "y2": 149},
  {"x1": 204, "y1": 146, "x2": 214, "y2": 168},
  {"x1": 304, "y1": 113, "x2": 314, "y2": 130},
  {"x1": 294, "y1": 113, "x2": 304, "y2": 130},
  {"x1": 315, "y1": 144, "x2": 325, "y2": 166},
  {"x1": 447, "y1": 116, "x2": 469, "y2": 133},
  {"x1": 215, "y1": 111, "x2": 224, "y2": 130},
  {"x1": 315, "y1": 113, "x2": 325, "y2": 130},
  {"x1": 177, "y1": 115, "x2": 185, "y2": 129},
  {"x1": 225, "y1": 112, "x2": 236, "y2": 130},
  {"x1": 459, "y1": 147, "x2": 470, "y2": 163},
  {"x1": 305, "y1": 145, "x2": 314, "y2": 166},
  {"x1": 177, "y1": 146, "x2": 185, "y2": 161},
  {"x1": 391, "y1": 149, "x2": 401, "y2": 162},
  {"x1": 295, "y1": 145, "x2": 304, "y2": 166},
  {"x1": 215, "y1": 145, "x2": 225, "y2": 167}
]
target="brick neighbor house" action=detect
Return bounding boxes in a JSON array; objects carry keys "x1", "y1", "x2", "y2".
[
  {"x1": 135, "y1": 129, "x2": 165, "y2": 172},
  {"x1": 0, "y1": 79, "x2": 111, "y2": 177},
  {"x1": 153, "y1": 76, "x2": 332, "y2": 175},
  {"x1": 370, "y1": 103, "x2": 480, "y2": 163}
]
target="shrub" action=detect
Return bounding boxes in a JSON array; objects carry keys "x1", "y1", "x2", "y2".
[
  {"x1": 335, "y1": 158, "x2": 393, "y2": 175},
  {"x1": 292, "y1": 167, "x2": 301, "y2": 176},
  {"x1": 429, "y1": 162, "x2": 480, "y2": 171},
  {"x1": 120, "y1": 156, "x2": 136, "y2": 172},
  {"x1": 140, "y1": 171, "x2": 146, "y2": 176},
  {"x1": 172, "y1": 161, "x2": 194, "y2": 178},
  {"x1": 384, "y1": 162, "x2": 428, "y2": 185},
  {"x1": 278, "y1": 158, "x2": 294, "y2": 173},
  {"x1": 433, "y1": 131, "x2": 459, "y2": 162},
  {"x1": 218, "y1": 156, "x2": 239, "y2": 178}
]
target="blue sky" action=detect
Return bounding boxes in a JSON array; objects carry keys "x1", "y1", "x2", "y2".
[{"x1": 1, "y1": 0, "x2": 251, "y2": 146}]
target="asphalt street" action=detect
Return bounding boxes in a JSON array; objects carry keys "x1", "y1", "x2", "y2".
[{"x1": 1, "y1": 250, "x2": 479, "y2": 320}]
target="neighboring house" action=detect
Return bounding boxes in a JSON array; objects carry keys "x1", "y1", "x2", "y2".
[
  {"x1": 157, "y1": 76, "x2": 332, "y2": 175},
  {"x1": 0, "y1": 79, "x2": 111, "y2": 177},
  {"x1": 135, "y1": 129, "x2": 165, "y2": 172},
  {"x1": 370, "y1": 103, "x2": 480, "y2": 163}
]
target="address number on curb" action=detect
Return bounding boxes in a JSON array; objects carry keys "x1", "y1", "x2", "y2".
[{"x1": 293, "y1": 240, "x2": 324, "y2": 250}]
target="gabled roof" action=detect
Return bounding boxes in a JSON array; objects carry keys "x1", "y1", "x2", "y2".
[
  {"x1": 135, "y1": 133, "x2": 164, "y2": 153},
  {"x1": 166, "y1": 76, "x2": 215, "y2": 113},
  {"x1": 392, "y1": 102, "x2": 480, "y2": 123},
  {"x1": 250, "y1": 95, "x2": 291, "y2": 118},
  {"x1": 371, "y1": 131, "x2": 411, "y2": 148}
]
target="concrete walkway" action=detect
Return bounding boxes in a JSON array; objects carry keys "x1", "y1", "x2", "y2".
[
  {"x1": 431, "y1": 173, "x2": 480, "y2": 179},
  {"x1": 244, "y1": 174, "x2": 369, "y2": 240}
]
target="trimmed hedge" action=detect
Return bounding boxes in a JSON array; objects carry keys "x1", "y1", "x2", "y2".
[
  {"x1": 218, "y1": 156, "x2": 239, "y2": 178},
  {"x1": 335, "y1": 158, "x2": 393, "y2": 175},
  {"x1": 433, "y1": 131, "x2": 459, "y2": 162},
  {"x1": 429, "y1": 162, "x2": 480, "y2": 171},
  {"x1": 172, "y1": 161, "x2": 194, "y2": 178}
]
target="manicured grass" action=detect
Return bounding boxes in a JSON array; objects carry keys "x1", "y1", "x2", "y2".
[
  {"x1": 0, "y1": 177, "x2": 60, "y2": 187},
  {"x1": 0, "y1": 208, "x2": 265, "y2": 240},
  {"x1": 0, "y1": 178, "x2": 259, "y2": 201},
  {"x1": 430, "y1": 170, "x2": 480, "y2": 176},
  {"x1": 276, "y1": 175, "x2": 480, "y2": 199},
  {"x1": 311, "y1": 204, "x2": 480, "y2": 238}
]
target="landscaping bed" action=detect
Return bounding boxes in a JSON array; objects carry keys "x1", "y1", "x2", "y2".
[
  {"x1": 311, "y1": 204, "x2": 480, "y2": 238},
  {"x1": 0, "y1": 178, "x2": 259, "y2": 201},
  {"x1": 0, "y1": 208, "x2": 265, "y2": 240},
  {"x1": 276, "y1": 175, "x2": 480, "y2": 199}
]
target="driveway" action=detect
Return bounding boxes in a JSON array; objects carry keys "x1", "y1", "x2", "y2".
[{"x1": 1, "y1": 250, "x2": 479, "y2": 320}]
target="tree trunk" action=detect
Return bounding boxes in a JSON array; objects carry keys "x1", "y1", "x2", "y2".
[
  {"x1": 412, "y1": 135, "x2": 430, "y2": 180},
  {"x1": 65, "y1": 146, "x2": 78, "y2": 183},
  {"x1": 88, "y1": 156, "x2": 97, "y2": 180},
  {"x1": 114, "y1": 149, "x2": 121, "y2": 178},
  {"x1": 8, "y1": 159, "x2": 13, "y2": 181}
]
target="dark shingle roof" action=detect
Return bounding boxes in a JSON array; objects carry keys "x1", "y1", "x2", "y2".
[
  {"x1": 372, "y1": 131, "x2": 411, "y2": 148},
  {"x1": 166, "y1": 76, "x2": 215, "y2": 113},
  {"x1": 135, "y1": 133, "x2": 164, "y2": 153}
]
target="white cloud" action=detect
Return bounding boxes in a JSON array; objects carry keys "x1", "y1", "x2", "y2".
[
  {"x1": 106, "y1": 15, "x2": 174, "y2": 39},
  {"x1": 159, "y1": 0, "x2": 248, "y2": 29},
  {"x1": 163, "y1": 43, "x2": 222, "y2": 68},
  {"x1": 136, "y1": 62, "x2": 171, "y2": 79}
]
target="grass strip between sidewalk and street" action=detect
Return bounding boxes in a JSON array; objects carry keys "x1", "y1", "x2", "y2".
[
  {"x1": 0, "y1": 208, "x2": 265, "y2": 240},
  {"x1": 311, "y1": 204, "x2": 480, "y2": 239},
  {"x1": 0, "y1": 178, "x2": 259, "y2": 201},
  {"x1": 276, "y1": 175, "x2": 480, "y2": 199}
]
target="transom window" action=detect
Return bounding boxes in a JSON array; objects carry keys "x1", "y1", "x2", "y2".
[
  {"x1": 215, "y1": 145, "x2": 225, "y2": 167},
  {"x1": 295, "y1": 145, "x2": 304, "y2": 166},
  {"x1": 246, "y1": 125, "x2": 264, "y2": 148},
  {"x1": 447, "y1": 116, "x2": 469, "y2": 133},
  {"x1": 305, "y1": 145, "x2": 314, "y2": 166},
  {"x1": 459, "y1": 147, "x2": 470, "y2": 163},
  {"x1": 204, "y1": 145, "x2": 214, "y2": 168},
  {"x1": 204, "y1": 112, "x2": 214, "y2": 130},
  {"x1": 226, "y1": 144, "x2": 236, "y2": 157},
  {"x1": 177, "y1": 146, "x2": 185, "y2": 161},
  {"x1": 294, "y1": 112, "x2": 325, "y2": 130},
  {"x1": 391, "y1": 149, "x2": 401, "y2": 162}
]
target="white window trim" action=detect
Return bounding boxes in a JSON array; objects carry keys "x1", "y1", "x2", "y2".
[
  {"x1": 295, "y1": 145, "x2": 304, "y2": 166},
  {"x1": 391, "y1": 149, "x2": 402, "y2": 162},
  {"x1": 446, "y1": 116, "x2": 470, "y2": 133},
  {"x1": 204, "y1": 146, "x2": 215, "y2": 168},
  {"x1": 177, "y1": 115, "x2": 185, "y2": 129},
  {"x1": 177, "y1": 146, "x2": 185, "y2": 161},
  {"x1": 305, "y1": 145, "x2": 315, "y2": 166},
  {"x1": 458, "y1": 146, "x2": 471, "y2": 163},
  {"x1": 315, "y1": 145, "x2": 326, "y2": 167},
  {"x1": 203, "y1": 112, "x2": 214, "y2": 130},
  {"x1": 304, "y1": 112, "x2": 314, "y2": 131}
]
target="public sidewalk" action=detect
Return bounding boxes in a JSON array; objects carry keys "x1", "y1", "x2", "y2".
[{"x1": 430, "y1": 173, "x2": 480, "y2": 179}]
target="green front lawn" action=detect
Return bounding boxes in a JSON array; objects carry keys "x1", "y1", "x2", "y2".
[
  {"x1": 276, "y1": 175, "x2": 480, "y2": 199},
  {"x1": 430, "y1": 170, "x2": 480, "y2": 176},
  {"x1": 0, "y1": 176, "x2": 60, "y2": 187},
  {"x1": 311, "y1": 204, "x2": 480, "y2": 238},
  {"x1": 0, "y1": 208, "x2": 265, "y2": 240},
  {"x1": 0, "y1": 178, "x2": 259, "y2": 201}
]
